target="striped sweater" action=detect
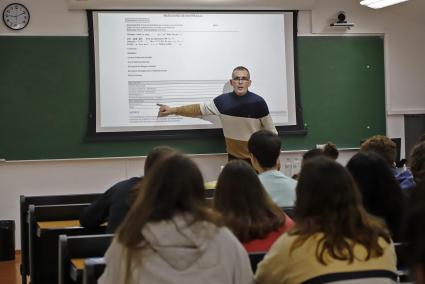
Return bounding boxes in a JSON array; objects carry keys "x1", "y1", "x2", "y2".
[{"x1": 176, "y1": 91, "x2": 277, "y2": 159}]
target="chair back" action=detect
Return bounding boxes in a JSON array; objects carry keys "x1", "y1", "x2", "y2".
[
  {"x1": 20, "y1": 193, "x2": 100, "y2": 283},
  {"x1": 83, "y1": 257, "x2": 106, "y2": 284},
  {"x1": 59, "y1": 234, "x2": 113, "y2": 284},
  {"x1": 248, "y1": 251, "x2": 267, "y2": 273}
]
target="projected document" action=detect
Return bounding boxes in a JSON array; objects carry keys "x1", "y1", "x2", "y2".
[{"x1": 93, "y1": 11, "x2": 294, "y2": 132}]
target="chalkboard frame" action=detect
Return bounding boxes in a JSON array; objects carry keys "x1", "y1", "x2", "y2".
[{"x1": 85, "y1": 9, "x2": 306, "y2": 141}]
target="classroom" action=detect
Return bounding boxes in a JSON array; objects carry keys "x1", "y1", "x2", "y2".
[{"x1": 0, "y1": 0, "x2": 424, "y2": 282}]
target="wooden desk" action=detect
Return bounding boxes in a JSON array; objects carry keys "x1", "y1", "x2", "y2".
[
  {"x1": 37, "y1": 220, "x2": 82, "y2": 237},
  {"x1": 71, "y1": 258, "x2": 85, "y2": 270},
  {"x1": 36, "y1": 220, "x2": 106, "y2": 237},
  {"x1": 70, "y1": 257, "x2": 104, "y2": 282},
  {"x1": 38, "y1": 220, "x2": 81, "y2": 229}
]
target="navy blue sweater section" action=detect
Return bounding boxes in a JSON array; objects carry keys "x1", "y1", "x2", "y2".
[{"x1": 213, "y1": 91, "x2": 270, "y2": 119}]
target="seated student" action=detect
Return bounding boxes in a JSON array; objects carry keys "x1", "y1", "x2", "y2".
[
  {"x1": 323, "y1": 141, "x2": 339, "y2": 160},
  {"x1": 214, "y1": 160, "x2": 294, "y2": 253},
  {"x1": 404, "y1": 182, "x2": 425, "y2": 284},
  {"x1": 291, "y1": 148, "x2": 325, "y2": 180},
  {"x1": 248, "y1": 130, "x2": 297, "y2": 207},
  {"x1": 79, "y1": 146, "x2": 175, "y2": 233},
  {"x1": 99, "y1": 154, "x2": 253, "y2": 284},
  {"x1": 256, "y1": 156, "x2": 397, "y2": 284},
  {"x1": 346, "y1": 151, "x2": 407, "y2": 242},
  {"x1": 361, "y1": 135, "x2": 415, "y2": 190},
  {"x1": 409, "y1": 141, "x2": 425, "y2": 185}
]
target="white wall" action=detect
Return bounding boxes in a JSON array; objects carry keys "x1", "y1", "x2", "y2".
[
  {"x1": 1, "y1": 0, "x2": 424, "y2": 248},
  {"x1": 0, "y1": 150, "x2": 356, "y2": 250}
]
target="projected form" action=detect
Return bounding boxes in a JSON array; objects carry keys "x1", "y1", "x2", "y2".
[{"x1": 92, "y1": 11, "x2": 297, "y2": 133}]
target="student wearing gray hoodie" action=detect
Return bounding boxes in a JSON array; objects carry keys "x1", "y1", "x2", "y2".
[{"x1": 99, "y1": 154, "x2": 253, "y2": 284}]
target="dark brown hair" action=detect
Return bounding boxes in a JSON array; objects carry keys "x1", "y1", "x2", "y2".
[
  {"x1": 323, "y1": 142, "x2": 339, "y2": 160},
  {"x1": 128, "y1": 146, "x2": 177, "y2": 203},
  {"x1": 248, "y1": 130, "x2": 281, "y2": 168},
  {"x1": 232, "y1": 66, "x2": 250, "y2": 79},
  {"x1": 291, "y1": 156, "x2": 391, "y2": 265},
  {"x1": 409, "y1": 141, "x2": 425, "y2": 185},
  {"x1": 144, "y1": 146, "x2": 176, "y2": 174},
  {"x1": 346, "y1": 151, "x2": 406, "y2": 241},
  {"x1": 214, "y1": 160, "x2": 285, "y2": 242},
  {"x1": 117, "y1": 154, "x2": 220, "y2": 280}
]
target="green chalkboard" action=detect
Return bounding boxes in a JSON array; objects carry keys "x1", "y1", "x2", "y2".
[{"x1": 0, "y1": 36, "x2": 385, "y2": 160}]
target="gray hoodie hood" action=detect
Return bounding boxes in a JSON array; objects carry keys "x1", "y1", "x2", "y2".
[{"x1": 141, "y1": 214, "x2": 219, "y2": 270}]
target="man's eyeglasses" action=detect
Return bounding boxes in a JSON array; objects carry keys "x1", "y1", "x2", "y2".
[{"x1": 232, "y1": 77, "x2": 250, "y2": 82}]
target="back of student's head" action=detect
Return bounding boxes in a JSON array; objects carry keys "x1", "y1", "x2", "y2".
[
  {"x1": 296, "y1": 156, "x2": 359, "y2": 222},
  {"x1": 214, "y1": 159, "x2": 284, "y2": 242},
  {"x1": 410, "y1": 141, "x2": 425, "y2": 185},
  {"x1": 118, "y1": 154, "x2": 215, "y2": 249},
  {"x1": 323, "y1": 142, "x2": 339, "y2": 160},
  {"x1": 293, "y1": 156, "x2": 390, "y2": 264},
  {"x1": 129, "y1": 146, "x2": 177, "y2": 203},
  {"x1": 346, "y1": 151, "x2": 406, "y2": 240},
  {"x1": 361, "y1": 135, "x2": 396, "y2": 166},
  {"x1": 404, "y1": 182, "x2": 425, "y2": 282},
  {"x1": 248, "y1": 130, "x2": 281, "y2": 168},
  {"x1": 144, "y1": 146, "x2": 176, "y2": 175},
  {"x1": 301, "y1": 148, "x2": 325, "y2": 166}
]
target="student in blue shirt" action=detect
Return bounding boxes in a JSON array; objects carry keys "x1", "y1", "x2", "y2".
[{"x1": 248, "y1": 130, "x2": 296, "y2": 207}]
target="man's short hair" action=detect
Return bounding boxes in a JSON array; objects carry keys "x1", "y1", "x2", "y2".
[
  {"x1": 232, "y1": 66, "x2": 250, "y2": 79},
  {"x1": 248, "y1": 130, "x2": 281, "y2": 168},
  {"x1": 360, "y1": 135, "x2": 396, "y2": 165}
]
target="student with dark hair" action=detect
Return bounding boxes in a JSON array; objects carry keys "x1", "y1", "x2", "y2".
[
  {"x1": 346, "y1": 151, "x2": 407, "y2": 241},
  {"x1": 248, "y1": 130, "x2": 296, "y2": 207},
  {"x1": 361, "y1": 135, "x2": 415, "y2": 190},
  {"x1": 79, "y1": 146, "x2": 176, "y2": 233},
  {"x1": 291, "y1": 148, "x2": 325, "y2": 180},
  {"x1": 214, "y1": 160, "x2": 294, "y2": 252},
  {"x1": 323, "y1": 142, "x2": 339, "y2": 160},
  {"x1": 99, "y1": 154, "x2": 253, "y2": 284},
  {"x1": 256, "y1": 157, "x2": 397, "y2": 284},
  {"x1": 404, "y1": 182, "x2": 425, "y2": 284},
  {"x1": 409, "y1": 141, "x2": 425, "y2": 185},
  {"x1": 302, "y1": 148, "x2": 325, "y2": 162}
]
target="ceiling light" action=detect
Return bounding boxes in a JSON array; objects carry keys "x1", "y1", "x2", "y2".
[{"x1": 360, "y1": 0, "x2": 409, "y2": 9}]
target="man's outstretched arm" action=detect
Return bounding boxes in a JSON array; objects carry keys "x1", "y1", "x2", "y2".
[{"x1": 157, "y1": 103, "x2": 203, "y2": 117}]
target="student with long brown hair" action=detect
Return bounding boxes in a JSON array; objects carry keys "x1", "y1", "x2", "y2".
[
  {"x1": 346, "y1": 151, "x2": 407, "y2": 241},
  {"x1": 214, "y1": 160, "x2": 294, "y2": 252},
  {"x1": 80, "y1": 146, "x2": 176, "y2": 233},
  {"x1": 256, "y1": 157, "x2": 397, "y2": 284},
  {"x1": 99, "y1": 154, "x2": 253, "y2": 284}
]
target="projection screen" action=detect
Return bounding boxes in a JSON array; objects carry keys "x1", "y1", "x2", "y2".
[{"x1": 88, "y1": 10, "x2": 302, "y2": 138}]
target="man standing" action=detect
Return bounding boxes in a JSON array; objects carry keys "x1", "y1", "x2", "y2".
[
  {"x1": 248, "y1": 130, "x2": 296, "y2": 207},
  {"x1": 158, "y1": 66, "x2": 277, "y2": 161}
]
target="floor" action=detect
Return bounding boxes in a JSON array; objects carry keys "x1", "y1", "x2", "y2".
[{"x1": 0, "y1": 251, "x2": 21, "y2": 284}]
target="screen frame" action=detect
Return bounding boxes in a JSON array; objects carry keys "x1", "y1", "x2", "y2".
[{"x1": 86, "y1": 9, "x2": 306, "y2": 141}]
